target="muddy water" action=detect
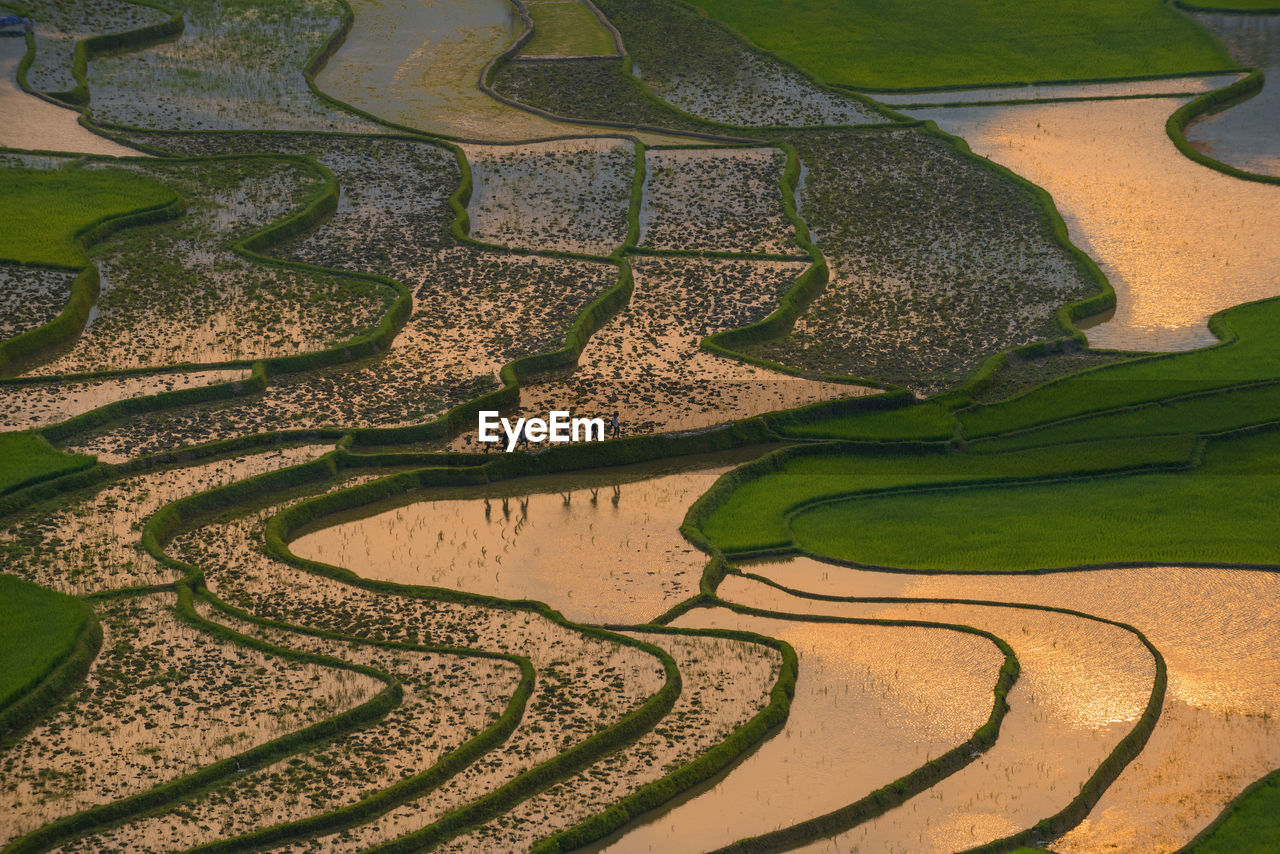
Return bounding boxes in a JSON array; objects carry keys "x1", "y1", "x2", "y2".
[
  {"x1": 0, "y1": 369, "x2": 250, "y2": 431},
  {"x1": 909, "y1": 98, "x2": 1280, "y2": 352},
  {"x1": 717, "y1": 574, "x2": 1153, "y2": 854},
  {"x1": 1187, "y1": 14, "x2": 1280, "y2": 179},
  {"x1": 594, "y1": 609, "x2": 1005, "y2": 853},
  {"x1": 878, "y1": 74, "x2": 1242, "y2": 107},
  {"x1": 745, "y1": 558, "x2": 1280, "y2": 853},
  {"x1": 316, "y1": 0, "x2": 686, "y2": 144},
  {"x1": 292, "y1": 448, "x2": 767, "y2": 624},
  {"x1": 0, "y1": 37, "x2": 140, "y2": 155}
]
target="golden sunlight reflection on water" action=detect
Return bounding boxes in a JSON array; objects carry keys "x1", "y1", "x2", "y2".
[
  {"x1": 910, "y1": 98, "x2": 1280, "y2": 352},
  {"x1": 746, "y1": 559, "x2": 1280, "y2": 853}
]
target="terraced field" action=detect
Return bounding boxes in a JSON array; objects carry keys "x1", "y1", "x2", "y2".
[{"x1": 2, "y1": 0, "x2": 1279, "y2": 852}]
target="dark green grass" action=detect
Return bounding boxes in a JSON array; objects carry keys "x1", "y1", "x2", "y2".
[
  {"x1": 682, "y1": 0, "x2": 1235, "y2": 89},
  {"x1": 0, "y1": 166, "x2": 177, "y2": 267},
  {"x1": 0, "y1": 573, "x2": 91, "y2": 710},
  {"x1": 0, "y1": 433, "x2": 95, "y2": 495},
  {"x1": 699, "y1": 434, "x2": 1196, "y2": 554},
  {"x1": 523, "y1": 2, "x2": 617, "y2": 56},
  {"x1": 970, "y1": 381, "x2": 1280, "y2": 454},
  {"x1": 776, "y1": 401, "x2": 957, "y2": 442},
  {"x1": 960, "y1": 298, "x2": 1280, "y2": 438},
  {"x1": 788, "y1": 429, "x2": 1280, "y2": 571},
  {"x1": 1188, "y1": 769, "x2": 1280, "y2": 853}
]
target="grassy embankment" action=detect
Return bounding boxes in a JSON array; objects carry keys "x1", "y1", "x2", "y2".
[
  {"x1": 682, "y1": 0, "x2": 1236, "y2": 89},
  {"x1": 1185, "y1": 768, "x2": 1280, "y2": 853},
  {"x1": 0, "y1": 164, "x2": 177, "y2": 491}
]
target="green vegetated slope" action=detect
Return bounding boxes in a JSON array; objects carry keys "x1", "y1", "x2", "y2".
[
  {"x1": 782, "y1": 296, "x2": 1280, "y2": 446},
  {"x1": 1188, "y1": 769, "x2": 1280, "y2": 853},
  {"x1": 788, "y1": 429, "x2": 1280, "y2": 571},
  {"x1": 0, "y1": 165, "x2": 177, "y2": 266},
  {"x1": 524, "y1": 1, "x2": 617, "y2": 56},
  {"x1": 700, "y1": 434, "x2": 1197, "y2": 554},
  {"x1": 0, "y1": 434, "x2": 95, "y2": 495},
  {"x1": 0, "y1": 573, "x2": 92, "y2": 710},
  {"x1": 682, "y1": 0, "x2": 1235, "y2": 89},
  {"x1": 961, "y1": 297, "x2": 1280, "y2": 438}
]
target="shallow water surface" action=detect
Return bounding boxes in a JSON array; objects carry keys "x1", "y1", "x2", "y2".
[
  {"x1": 0, "y1": 37, "x2": 140, "y2": 155},
  {"x1": 317, "y1": 0, "x2": 685, "y2": 143},
  {"x1": 718, "y1": 575, "x2": 1152, "y2": 854},
  {"x1": 912, "y1": 98, "x2": 1280, "y2": 351},
  {"x1": 596, "y1": 609, "x2": 1004, "y2": 854},
  {"x1": 292, "y1": 448, "x2": 768, "y2": 624},
  {"x1": 1186, "y1": 14, "x2": 1280, "y2": 179},
  {"x1": 879, "y1": 74, "x2": 1241, "y2": 107},
  {"x1": 746, "y1": 558, "x2": 1280, "y2": 852}
]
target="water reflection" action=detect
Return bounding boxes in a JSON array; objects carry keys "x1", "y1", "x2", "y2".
[
  {"x1": 292, "y1": 448, "x2": 770, "y2": 624},
  {"x1": 911, "y1": 98, "x2": 1280, "y2": 351},
  {"x1": 746, "y1": 558, "x2": 1280, "y2": 853},
  {"x1": 0, "y1": 37, "x2": 140, "y2": 155},
  {"x1": 1187, "y1": 13, "x2": 1280, "y2": 178},
  {"x1": 596, "y1": 610, "x2": 1003, "y2": 854}
]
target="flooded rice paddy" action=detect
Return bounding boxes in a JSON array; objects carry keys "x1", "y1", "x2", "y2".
[
  {"x1": 67, "y1": 600, "x2": 522, "y2": 853},
  {"x1": 0, "y1": 37, "x2": 142, "y2": 156},
  {"x1": 639, "y1": 147, "x2": 801, "y2": 255},
  {"x1": 0, "y1": 593, "x2": 380, "y2": 843},
  {"x1": 718, "y1": 574, "x2": 1154, "y2": 854},
  {"x1": 464, "y1": 137, "x2": 635, "y2": 254},
  {"x1": 910, "y1": 97, "x2": 1280, "y2": 352},
  {"x1": 1186, "y1": 13, "x2": 1280, "y2": 179},
  {"x1": 5, "y1": 0, "x2": 1280, "y2": 849},
  {"x1": 439, "y1": 629, "x2": 781, "y2": 851},
  {"x1": 600, "y1": 610, "x2": 1006, "y2": 853},
  {"x1": 82, "y1": 0, "x2": 382, "y2": 132},
  {"x1": 316, "y1": 0, "x2": 684, "y2": 144},
  {"x1": 743, "y1": 558, "x2": 1280, "y2": 852},
  {"x1": 293, "y1": 449, "x2": 770, "y2": 625},
  {"x1": 0, "y1": 368, "x2": 249, "y2": 431},
  {"x1": 0, "y1": 264, "x2": 77, "y2": 340},
  {"x1": 484, "y1": 256, "x2": 872, "y2": 444},
  {"x1": 0, "y1": 445, "x2": 332, "y2": 594}
]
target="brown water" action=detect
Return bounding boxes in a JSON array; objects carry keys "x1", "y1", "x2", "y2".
[
  {"x1": 0, "y1": 37, "x2": 141, "y2": 155},
  {"x1": 596, "y1": 609, "x2": 1006, "y2": 853},
  {"x1": 639, "y1": 147, "x2": 801, "y2": 255},
  {"x1": 292, "y1": 448, "x2": 768, "y2": 624},
  {"x1": 1187, "y1": 14, "x2": 1280, "y2": 179},
  {"x1": 910, "y1": 98, "x2": 1280, "y2": 352},
  {"x1": 745, "y1": 558, "x2": 1280, "y2": 852},
  {"x1": 0, "y1": 369, "x2": 250, "y2": 431},
  {"x1": 438, "y1": 630, "x2": 781, "y2": 851},
  {"x1": 315, "y1": 0, "x2": 687, "y2": 144}
]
